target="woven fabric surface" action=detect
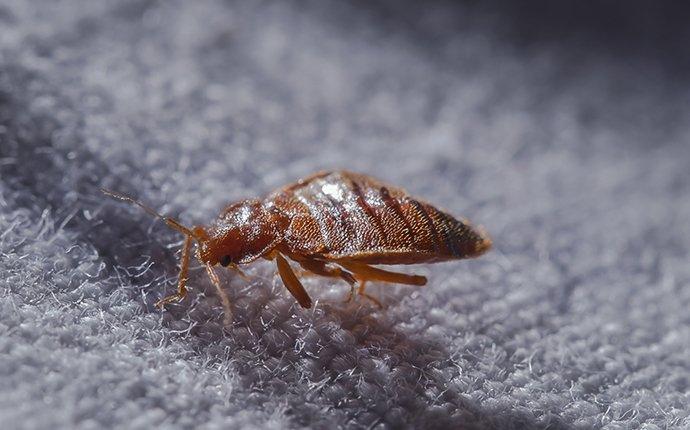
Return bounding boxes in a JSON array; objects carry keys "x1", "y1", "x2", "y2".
[{"x1": 1, "y1": 1, "x2": 689, "y2": 429}]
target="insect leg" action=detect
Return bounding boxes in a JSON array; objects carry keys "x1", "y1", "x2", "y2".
[
  {"x1": 155, "y1": 234, "x2": 193, "y2": 308},
  {"x1": 228, "y1": 263, "x2": 251, "y2": 281},
  {"x1": 338, "y1": 262, "x2": 427, "y2": 286},
  {"x1": 338, "y1": 262, "x2": 427, "y2": 308},
  {"x1": 275, "y1": 253, "x2": 313, "y2": 309},
  {"x1": 206, "y1": 263, "x2": 233, "y2": 326},
  {"x1": 296, "y1": 259, "x2": 357, "y2": 285},
  {"x1": 357, "y1": 283, "x2": 382, "y2": 309},
  {"x1": 294, "y1": 258, "x2": 357, "y2": 303}
]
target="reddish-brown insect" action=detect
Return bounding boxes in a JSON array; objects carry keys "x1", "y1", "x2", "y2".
[{"x1": 103, "y1": 170, "x2": 491, "y2": 317}]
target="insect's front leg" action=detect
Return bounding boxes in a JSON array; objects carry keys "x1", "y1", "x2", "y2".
[
  {"x1": 205, "y1": 263, "x2": 233, "y2": 326},
  {"x1": 155, "y1": 234, "x2": 193, "y2": 308}
]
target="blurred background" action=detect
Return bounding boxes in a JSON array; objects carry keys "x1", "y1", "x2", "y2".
[{"x1": 1, "y1": 1, "x2": 689, "y2": 429}]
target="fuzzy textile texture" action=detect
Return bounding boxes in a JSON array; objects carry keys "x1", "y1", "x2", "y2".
[{"x1": 1, "y1": 1, "x2": 689, "y2": 429}]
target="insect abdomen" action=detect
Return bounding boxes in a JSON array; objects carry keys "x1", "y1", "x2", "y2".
[{"x1": 269, "y1": 171, "x2": 491, "y2": 264}]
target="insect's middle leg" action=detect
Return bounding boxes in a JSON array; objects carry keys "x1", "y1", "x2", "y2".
[
  {"x1": 275, "y1": 253, "x2": 313, "y2": 309},
  {"x1": 296, "y1": 258, "x2": 357, "y2": 285},
  {"x1": 295, "y1": 258, "x2": 358, "y2": 302}
]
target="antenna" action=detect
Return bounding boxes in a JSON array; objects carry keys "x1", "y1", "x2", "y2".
[{"x1": 100, "y1": 188, "x2": 198, "y2": 240}]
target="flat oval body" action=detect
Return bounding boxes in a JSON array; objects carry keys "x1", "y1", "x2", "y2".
[{"x1": 264, "y1": 170, "x2": 491, "y2": 265}]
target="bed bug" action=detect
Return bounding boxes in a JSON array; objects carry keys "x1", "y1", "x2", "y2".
[{"x1": 102, "y1": 170, "x2": 491, "y2": 318}]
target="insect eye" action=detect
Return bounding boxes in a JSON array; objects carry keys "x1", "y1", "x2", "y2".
[{"x1": 219, "y1": 255, "x2": 232, "y2": 267}]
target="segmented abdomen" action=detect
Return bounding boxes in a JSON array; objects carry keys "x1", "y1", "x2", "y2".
[{"x1": 266, "y1": 170, "x2": 490, "y2": 264}]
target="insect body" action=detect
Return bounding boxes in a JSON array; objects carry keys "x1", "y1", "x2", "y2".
[{"x1": 103, "y1": 170, "x2": 491, "y2": 315}]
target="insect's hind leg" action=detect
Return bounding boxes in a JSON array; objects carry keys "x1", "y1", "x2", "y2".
[
  {"x1": 338, "y1": 261, "x2": 427, "y2": 307},
  {"x1": 338, "y1": 262, "x2": 427, "y2": 286}
]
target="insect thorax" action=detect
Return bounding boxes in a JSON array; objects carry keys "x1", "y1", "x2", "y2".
[{"x1": 199, "y1": 199, "x2": 279, "y2": 266}]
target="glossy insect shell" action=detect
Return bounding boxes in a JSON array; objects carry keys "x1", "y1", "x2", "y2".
[
  {"x1": 198, "y1": 170, "x2": 491, "y2": 267},
  {"x1": 198, "y1": 200, "x2": 280, "y2": 266}
]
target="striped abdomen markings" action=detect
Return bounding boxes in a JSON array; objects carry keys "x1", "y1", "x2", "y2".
[
  {"x1": 377, "y1": 186, "x2": 416, "y2": 248},
  {"x1": 280, "y1": 171, "x2": 428, "y2": 255},
  {"x1": 432, "y1": 210, "x2": 486, "y2": 257},
  {"x1": 315, "y1": 174, "x2": 419, "y2": 252},
  {"x1": 404, "y1": 198, "x2": 445, "y2": 254},
  {"x1": 276, "y1": 173, "x2": 385, "y2": 254},
  {"x1": 349, "y1": 180, "x2": 388, "y2": 247},
  {"x1": 268, "y1": 170, "x2": 490, "y2": 262},
  {"x1": 295, "y1": 180, "x2": 354, "y2": 253}
]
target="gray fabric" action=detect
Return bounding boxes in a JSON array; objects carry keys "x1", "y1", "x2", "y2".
[{"x1": 1, "y1": 1, "x2": 689, "y2": 429}]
